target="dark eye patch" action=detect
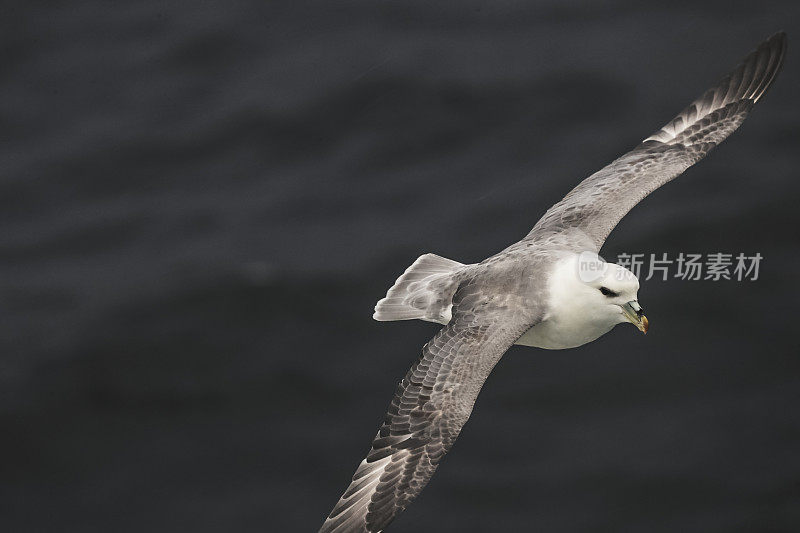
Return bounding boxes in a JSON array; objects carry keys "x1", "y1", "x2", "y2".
[{"x1": 599, "y1": 286, "x2": 618, "y2": 297}]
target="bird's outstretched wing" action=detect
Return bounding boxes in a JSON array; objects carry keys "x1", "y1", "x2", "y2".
[
  {"x1": 526, "y1": 32, "x2": 786, "y2": 251},
  {"x1": 320, "y1": 280, "x2": 538, "y2": 533}
]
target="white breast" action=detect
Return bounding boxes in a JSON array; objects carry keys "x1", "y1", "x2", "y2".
[{"x1": 515, "y1": 316, "x2": 614, "y2": 349}]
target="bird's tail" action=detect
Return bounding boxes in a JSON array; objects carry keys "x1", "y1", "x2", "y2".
[{"x1": 373, "y1": 253, "x2": 464, "y2": 325}]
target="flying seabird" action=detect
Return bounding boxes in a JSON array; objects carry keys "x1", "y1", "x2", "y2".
[{"x1": 320, "y1": 33, "x2": 787, "y2": 532}]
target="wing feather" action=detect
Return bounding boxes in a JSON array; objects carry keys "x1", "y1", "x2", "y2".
[
  {"x1": 526, "y1": 32, "x2": 786, "y2": 250},
  {"x1": 320, "y1": 280, "x2": 538, "y2": 532}
]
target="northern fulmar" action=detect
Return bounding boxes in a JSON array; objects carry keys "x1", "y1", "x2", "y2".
[{"x1": 320, "y1": 33, "x2": 787, "y2": 533}]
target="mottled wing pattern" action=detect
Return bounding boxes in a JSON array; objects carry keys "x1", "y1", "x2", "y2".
[
  {"x1": 527, "y1": 32, "x2": 786, "y2": 250},
  {"x1": 320, "y1": 279, "x2": 539, "y2": 533}
]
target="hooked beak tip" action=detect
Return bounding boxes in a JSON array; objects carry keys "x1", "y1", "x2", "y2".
[{"x1": 622, "y1": 301, "x2": 648, "y2": 334}]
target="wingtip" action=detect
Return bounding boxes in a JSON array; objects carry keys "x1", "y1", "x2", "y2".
[
  {"x1": 766, "y1": 31, "x2": 788, "y2": 53},
  {"x1": 749, "y1": 31, "x2": 788, "y2": 104},
  {"x1": 764, "y1": 31, "x2": 787, "y2": 58},
  {"x1": 769, "y1": 30, "x2": 787, "y2": 42}
]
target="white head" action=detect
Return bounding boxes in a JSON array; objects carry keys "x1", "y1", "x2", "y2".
[{"x1": 551, "y1": 252, "x2": 648, "y2": 336}]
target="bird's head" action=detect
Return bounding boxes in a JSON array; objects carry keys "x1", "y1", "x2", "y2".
[
  {"x1": 588, "y1": 263, "x2": 648, "y2": 333},
  {"x1": 571, "y1": 252, "x2": 649, "y2": 334}
]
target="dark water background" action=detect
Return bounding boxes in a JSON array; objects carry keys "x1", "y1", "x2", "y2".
[{"x1": 3, "y1": 1, "x2": 800, "y2": 531}]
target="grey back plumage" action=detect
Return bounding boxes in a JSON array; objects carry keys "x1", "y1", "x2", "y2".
[{"x1": 320, "y1": 33, "x2": 786, "y2": 532}]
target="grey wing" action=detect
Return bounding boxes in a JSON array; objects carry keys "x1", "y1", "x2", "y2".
[
  {"x1": 320, "y1": 281, "x2": 538, "y2": 533},
  {"x1": 527, "y1": 32, "x2": 786, "y2": 251}
]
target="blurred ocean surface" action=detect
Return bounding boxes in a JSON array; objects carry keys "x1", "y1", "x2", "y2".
[{"x1": 2, "y1": 1, "x2": 800, "y2": 531}]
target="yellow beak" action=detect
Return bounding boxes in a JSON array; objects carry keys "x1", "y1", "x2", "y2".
[{"x1": 622, "y1": 301, "x2": 649, "y2": 334}]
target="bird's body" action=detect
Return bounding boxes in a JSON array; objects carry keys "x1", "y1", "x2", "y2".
[{"x1": 320, "y1": 33, "x2": 787, "y2": 533}]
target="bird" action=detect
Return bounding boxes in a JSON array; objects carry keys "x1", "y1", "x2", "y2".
[{"x1": 319, "y1": 33, "x2": 787, "y2": 533}]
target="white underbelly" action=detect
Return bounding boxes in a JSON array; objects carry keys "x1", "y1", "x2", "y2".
[{"x1": 515, "y1": 318, "x2": 613, "y2": 350}]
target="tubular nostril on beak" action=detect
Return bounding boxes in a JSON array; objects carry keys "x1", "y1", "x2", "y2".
[{"x1": 636, "y1": 307, "x2": 645, "y2": 318}]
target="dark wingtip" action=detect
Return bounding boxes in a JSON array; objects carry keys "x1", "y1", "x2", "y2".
[
  {"x1": 765, "y1": 31, "x2": 787, "y2": 56},
  {"x1": 750, "y1": 31, "x2": 788, "y2": 103},
  {"x1": 763, "y1": 31, "x2": 787, "y2": 52}
]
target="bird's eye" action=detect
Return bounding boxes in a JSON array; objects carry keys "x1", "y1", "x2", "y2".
[{"x1": 599, "y1": 286, "x2": 618, "y2": 297}]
